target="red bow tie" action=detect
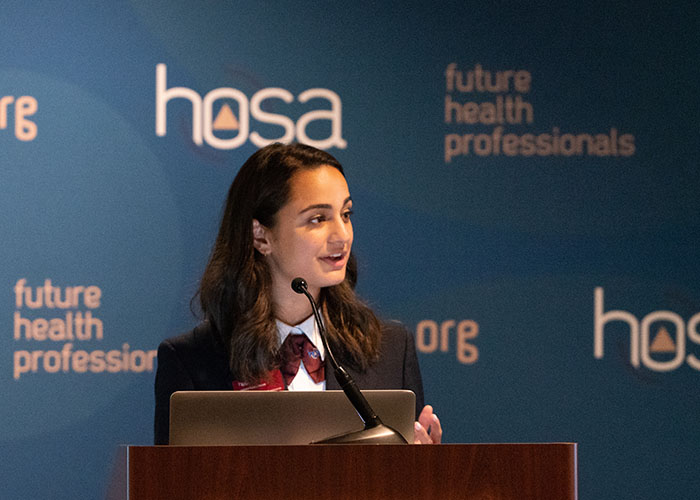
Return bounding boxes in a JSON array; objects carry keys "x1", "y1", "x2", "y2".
[{"x1": 279, "y1": 332, "x2": 325, "y2": 385}]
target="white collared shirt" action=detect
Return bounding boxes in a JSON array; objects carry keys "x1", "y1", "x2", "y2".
[{"x1": 276, "y1": 315, "x2": 326, "y2": 391}]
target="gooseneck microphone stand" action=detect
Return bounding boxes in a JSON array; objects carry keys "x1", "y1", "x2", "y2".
[{"x1": 291, "y1": 277, "x2": 407, "y2": 444}]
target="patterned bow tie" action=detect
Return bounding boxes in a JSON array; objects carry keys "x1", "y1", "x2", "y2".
[{"x1": 279, "y1": 332, "x2": 325, "y2": 385}]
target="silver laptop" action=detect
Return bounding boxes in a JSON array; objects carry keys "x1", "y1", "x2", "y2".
[{"x1": 169, "y1": 390, "x2": 415, "y2": 445}]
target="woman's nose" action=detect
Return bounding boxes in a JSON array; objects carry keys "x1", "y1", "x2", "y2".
[{"x1": 328, "y1": 216, "x2": 352, "y2": 243}]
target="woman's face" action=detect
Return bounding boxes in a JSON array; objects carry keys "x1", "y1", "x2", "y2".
[{"x1": 258, "y1": 164, "x2": 353, "y2": 298}]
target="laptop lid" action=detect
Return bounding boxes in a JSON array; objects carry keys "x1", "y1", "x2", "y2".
[{"x1": 169, "y1": 390, "x2": 415, "y2": 445}]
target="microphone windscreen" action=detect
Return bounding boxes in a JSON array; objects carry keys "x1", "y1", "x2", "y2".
[{"x1": 291, "y1": 277, "x2": 307, "y2": 294}]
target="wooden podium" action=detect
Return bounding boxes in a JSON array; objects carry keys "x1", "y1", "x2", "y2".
[{"x1": 108, "y1": 443, "x2": 577, "y2": 499}]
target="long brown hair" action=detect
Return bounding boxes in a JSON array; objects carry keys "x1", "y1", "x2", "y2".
[{"x1": 197, "y1": 143, "x2": 381, "y2": 383}]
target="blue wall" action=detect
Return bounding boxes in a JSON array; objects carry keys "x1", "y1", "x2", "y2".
[{"x1": 1, "y1": 1, "x2": 698, "y2": 498}]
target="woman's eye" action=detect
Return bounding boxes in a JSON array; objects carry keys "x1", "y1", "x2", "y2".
[
  {"x1": 309, "y1": 215, "x2": 325, "y2": 224},
  {"x1": 342, "y1": 210, "x2": 354, "y2": 221}
]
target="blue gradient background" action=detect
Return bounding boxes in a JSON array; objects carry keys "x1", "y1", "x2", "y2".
[{"x1": 1, "y1": 1, "x2": 698, "y2": 498}]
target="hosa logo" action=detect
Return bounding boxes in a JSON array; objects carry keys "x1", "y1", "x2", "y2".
[
  {"x1": 594, "y1": 287, "x2": 700, "y2": 372},
  {"x1": 155, "y1": 64, "x2": 346, "y2": 150},
  {"x1": 1, "y1": 95, "x2": 37, "y2": 141}
]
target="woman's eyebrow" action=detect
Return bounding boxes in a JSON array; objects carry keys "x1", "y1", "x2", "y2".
[{"x1": 298, "y1": 197, "x2": 352, "y2": 214}]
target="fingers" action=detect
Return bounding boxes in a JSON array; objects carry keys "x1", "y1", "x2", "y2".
[
  {"x1": 427, "y1": 412, "x2": 442, "y2": 444},
  {"x1": 413, "y1": 405, "x2": 443, "y2": 444},
  {"x1": 414, "y1": 421, "x2": 430, "y2": 444},
  {"x1": 417, "y1": 404, "x2": 433, "y2": 425}
]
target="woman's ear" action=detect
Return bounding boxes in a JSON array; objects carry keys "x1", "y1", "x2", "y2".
[{"x1": 252, "y1": 219, "x2": 271, "y2": 255}]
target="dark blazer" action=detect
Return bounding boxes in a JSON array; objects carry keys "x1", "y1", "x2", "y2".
[{"x1": 154, "y1": 321, "x2": 424, "y2": 444}]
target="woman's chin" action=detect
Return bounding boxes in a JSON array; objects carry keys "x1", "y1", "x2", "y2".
[{"x1": 315, "y1": 270, "x2": 347, "y2": 289}]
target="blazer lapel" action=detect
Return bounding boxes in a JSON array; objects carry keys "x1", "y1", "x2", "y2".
[
  {"x1": 323, "y1": 359, "x2": 380, "y2": 390},
  {"x1": 325, "y1": 359, "x2": 340, "y2": 389}
]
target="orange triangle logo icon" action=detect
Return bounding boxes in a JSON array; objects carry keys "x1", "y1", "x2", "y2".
[
  {"x1": 650, "y1": 326, "x2": 676, "y2": 353},
  {"x1": 213, "y1": 104, "x2": 239, "y2": 131}
]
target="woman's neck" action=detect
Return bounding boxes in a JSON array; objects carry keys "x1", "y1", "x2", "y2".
[{"x1": 271, "y1": 281, "x2": 319, "y2": 326}]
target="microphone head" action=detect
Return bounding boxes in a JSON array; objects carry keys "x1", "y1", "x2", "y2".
[{"x1": 291, "y1": 277, "x2": 308, "y2": 294}]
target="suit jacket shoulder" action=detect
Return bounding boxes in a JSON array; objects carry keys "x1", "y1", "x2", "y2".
[
  {"x1": 327, "y1": 321, "x2": 424, "y2": 415},
  {"x1": 153, "y1": 322, "x2": 230, "y2": 444}
]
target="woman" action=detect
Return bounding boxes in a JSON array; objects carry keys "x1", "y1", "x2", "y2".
[{"x1": 154, "y1": 143, "x2": 441, "y2": 445}]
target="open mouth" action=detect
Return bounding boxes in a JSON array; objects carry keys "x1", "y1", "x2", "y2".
[{"x1": 320, "y1": 252, "x2": 347, "y2": 267}]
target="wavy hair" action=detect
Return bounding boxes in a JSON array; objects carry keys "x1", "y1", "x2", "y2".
[{"x1": 197, "y1": 143, "x2": 381, "y2": 383}]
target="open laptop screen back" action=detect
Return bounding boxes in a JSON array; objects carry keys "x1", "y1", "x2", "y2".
[{"x1": 169, "y1": 390, "x2": 415, "y2": 445}]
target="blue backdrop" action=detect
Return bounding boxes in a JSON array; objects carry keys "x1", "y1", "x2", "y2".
[{"x1": 1, "y1": 1, "x2": 698, "y2": 498}]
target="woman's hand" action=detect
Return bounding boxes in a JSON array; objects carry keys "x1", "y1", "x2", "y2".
[{"x1": 413, "y1": 405, "x2": 442, "y2": 444}]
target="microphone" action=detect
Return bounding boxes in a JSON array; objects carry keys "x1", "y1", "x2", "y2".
[{"x1": 291, "y1": 277, "x2": 407, "y2": 444}]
